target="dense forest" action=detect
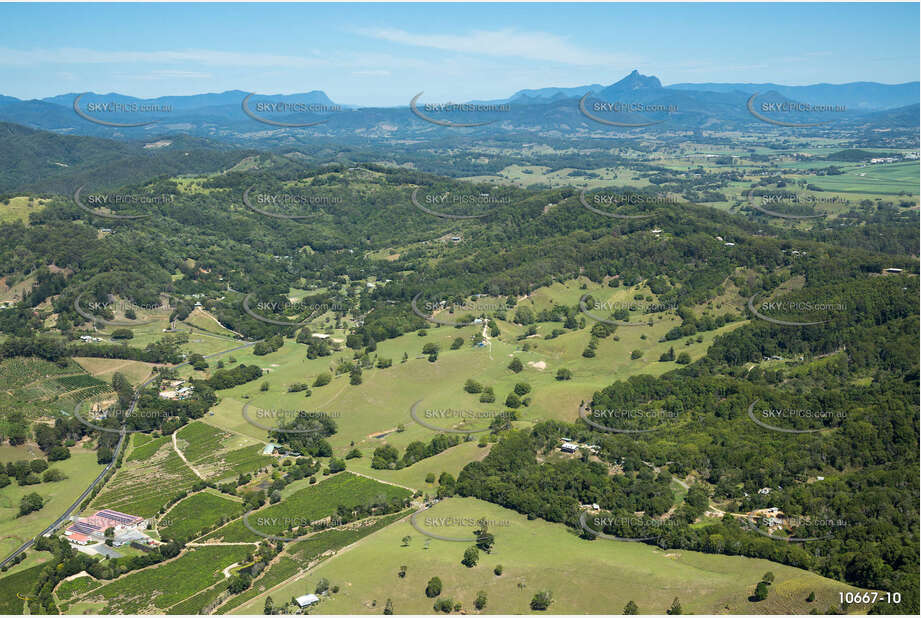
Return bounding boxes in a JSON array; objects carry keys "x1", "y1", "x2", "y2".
[{"x1": 456, "y1": 273, "x2": 919, "y2": 614}]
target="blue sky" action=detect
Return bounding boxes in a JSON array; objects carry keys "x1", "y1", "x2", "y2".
[{"x1": 0, "y1": 2, "x2": 917, "y2": 105}]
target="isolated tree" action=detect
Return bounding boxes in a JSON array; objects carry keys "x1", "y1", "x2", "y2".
[
  {"x1": 508, "y1": 357, "x2": 523, "y2": 373},
  {"x1": 464, "y1": 379, "x2": 483, "y2": 393},
  {"x1": 667, "y1": 597, "x2": 683, "y2": 614},
  {"x1": 384, "y1": 599, "x2": 393, "y2": 615},
  {"x1": 530, "y1": 590, "x2": 553, "y2": 610},
  {"x1": 425, "y1": 576, "x2": 442, "y2": 598},
  {"x1": 474, "y1": 518, "x2": 495, "y2": 552},
  {"x1": 462, "y1": 545, "x2": 479, "y2": 567},
  {"x1": 624, "y1": 600, "x2": 639, "y2": 614},
  {"x1": 754, "y1": 581, "x2": 769, "y2": 601},
  {"x1": 18, "y1": 492, "x2": 43, "y2": 517},
  {"x1": 475, "y1": 591, "x2": 488, "y2": 610}
]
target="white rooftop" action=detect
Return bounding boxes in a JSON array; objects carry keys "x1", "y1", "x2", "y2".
[{"x1": 296, "y1": 594, "x2": 320, "y2": 607}]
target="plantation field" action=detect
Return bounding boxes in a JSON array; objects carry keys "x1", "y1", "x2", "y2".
[
  {"x1": 54, "y1": 573, "x2": 102, "y2": 602},
  {"x1": 125, "y1": 434, "x2": 169, "y2": 462},
  {"x1": 233, "y1": 497, "x2": 867, "y2": 615},
  {"x1": 0, "y1": 562, "x2": 45, "y2": 614},
  {"x1": 166, "y1": 577, "x2": 232, "y2": 615},
  {"x1": 0, "y1": 448, "x2": 104, "y2": 559},
  {"x1": 0, "y1": 357, "x2": 104, "y2": 420},
  {"x1": 158, "y1": 489, "x2": 244, "y2": 542},
  {"x1": 88, "y1": 434, "x2": 198, "y2": 518},
  {"x1": 217, "y1": 556, "x2": 299, "y2": 613},
  {"x1": 202, "y1": 472, "x2": 411, "y2": 542},
  {"x1": 77, "y1": 545, "x2": 250, "y2": 613},
  {"x1": 222, "y1": 510, "x2": 409, "y2": 614},
  {"x1": 174, "y1": 421, "x2": 272, "y2": 481}
]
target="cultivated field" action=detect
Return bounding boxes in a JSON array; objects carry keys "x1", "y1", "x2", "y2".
[
  {"x1": 88, "y1": 434, "x2": 198, "y2": 518},
  {"x1": 174, "y1": 421, "x2": 272, "y2": 482},
  {"x1": 202, "y1": 472, "x2": 411, "y2": 543},
  {"x1": 158, "y1": 489, "x2": 244, "y2": 542},
  {"x1": 74, "y1": 545, "x2": 251, "y2": 613}
]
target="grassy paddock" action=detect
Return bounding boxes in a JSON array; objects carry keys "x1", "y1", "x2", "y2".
[{"x1": 231, "y1": 497, "x2": 867, "y2": 615}]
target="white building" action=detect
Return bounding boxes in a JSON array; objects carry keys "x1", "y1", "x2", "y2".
[{"x1": 295, "y1": 594, "x2": 320, "y2": 608}]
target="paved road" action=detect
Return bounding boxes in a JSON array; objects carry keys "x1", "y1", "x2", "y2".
[
  {"x1": 0, "y1": 427, "x2": 126, "y2": 570},
  {"x1": 0, "y1": 339, "x2": 258, "y2": 571}
]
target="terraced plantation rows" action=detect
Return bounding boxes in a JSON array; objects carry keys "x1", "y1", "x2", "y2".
[
  {"x1": 90, "y1": 435, "x2": 199, "y2": 518},
  {"x1": 76, "y1": 545, "x2": 251, "y2": 614},
  {"x1": 158, "y1": 490, "x2": 245, "y2": 543},
  {"x1": 203, "y1": 472, "x2": 411, "y2": 542},
  {"x1": 174, "y1": 421, "x2": 272, "y2": 481},
  {"x1": 216, "y1": 511, "x2": 409, "y2": 614},
  {"x1": 0, "y1": 357, "x2": 110, "y2": 421}
]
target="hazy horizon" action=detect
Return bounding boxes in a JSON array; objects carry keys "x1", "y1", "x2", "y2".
[{"x1": 0, "y1": 2, "x2": 918, "y2": 105}]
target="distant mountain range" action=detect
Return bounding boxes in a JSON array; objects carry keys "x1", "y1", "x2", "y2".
[
  {"x1": 40, "y1": 89, "x2": 339, "y2": 110},
  {"x1": 0, "y1": 71, "x2": 916, "y2": 141}
]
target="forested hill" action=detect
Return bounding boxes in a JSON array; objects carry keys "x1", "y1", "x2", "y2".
[
  {"x1": 0, "y1": 121, "x2": 261, "y2": 194},
  {"x1": 457, "y1": 273, "x2": 919, "y2": 613},
  {"x1": 1, "y1": 157, "x2": 918, "y2": 345}
]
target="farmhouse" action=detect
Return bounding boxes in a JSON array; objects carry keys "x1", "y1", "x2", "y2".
[
  {"x1": 295, "y1": 594, "x2": 320, "y2": 608},
  {"x1": 159, "y1": 387, "x2": 193, "y2": 400},
  {"x1": 559, "y1": 438, "x2": 601, "y2": 455}
]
